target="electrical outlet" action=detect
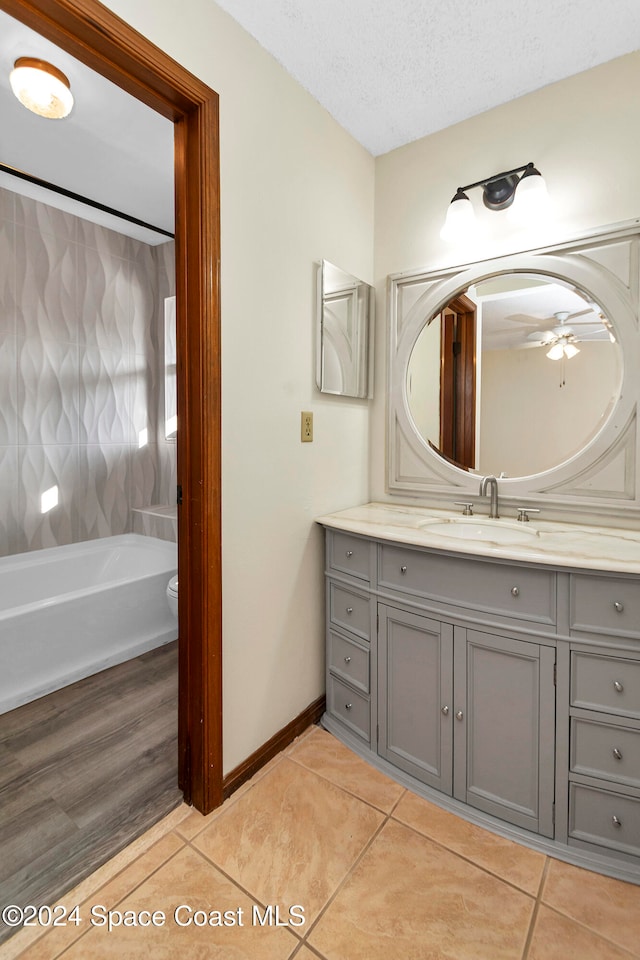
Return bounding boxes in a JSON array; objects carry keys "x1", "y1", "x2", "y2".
[{"x1": 301, "y1": 411, "x2": 313, "y2": 442}]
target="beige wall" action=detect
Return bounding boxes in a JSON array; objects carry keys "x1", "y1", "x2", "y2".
[
  {"x1": 102, "y1": 0, "x2": 375, "y2": 773},
  {"x1": 373, "y1": 52, "x2": 640, "y2": 501},
  {"x1": 479, "y1": 342, "x2": 620, "y2": 477}
]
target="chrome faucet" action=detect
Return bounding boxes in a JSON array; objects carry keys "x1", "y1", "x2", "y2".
[{"x1": 479, "y1": 475, "x2": 500, "y2": 519}]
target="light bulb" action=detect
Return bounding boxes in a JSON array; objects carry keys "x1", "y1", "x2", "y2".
[
  {"x1": 508, "y1": 167, "x2": 549, "y2": 224},
  {"x1": 563, "y1": 343, "x2": 580, "y2": 359},
  {"x1": 440, "y1": 191, "x2": 477, "y2": 242},
  {"x1": 546, "y1": 343, "x2": 564, "y2": 360}
]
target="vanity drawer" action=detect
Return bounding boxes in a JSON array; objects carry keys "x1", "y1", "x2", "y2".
[
  {"x1": 570, "y1": 716, "x2": 640, "y2": 789},
  {"x1": 569, "y1": 783, "x2": 640, "y2": 858},
  {"x1": 329, "y1": 582, "x2": 370, "y2": 641},
  {"x1": 327, "y1": 531, "x2": 371, "y2": 581},
  {"x1": 328, "y1": 630, "x2": 370, "y2": 694},
  {"x1": 378, "y1": 544, "x2": 556, "y2": 625},
  {"x1": 570, "y1": 574, "x2": 640, "y2": 639},
  {"x1": 571, "y1": 652, "x2": 640, "y2": 720},
  {"x1": 327, "y1": 675, "x2": 370, "y2": 742}
]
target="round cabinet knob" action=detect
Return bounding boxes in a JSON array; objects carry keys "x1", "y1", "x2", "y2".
[
  {"x1": 612, "y1": 815, "x2": 622, "y2": 828},
  {"x1": 614, "y1": 601, "x2": 624, "y2": 613},
  {"x1": 613, "y1": 680, "x2": 624, "y2": 693},
  {"x1": 345, "y1": 703, "x2": 352, "y2": 711},
  {"x1": 441, "y1": 705, "x2": 449, "y2": 716},
  {"x1": 346, "y1": 607, "x2": 353, "y2": 614},
  {"x1": 400, "y1": 565, "x2": 407, "y2": 575},
  {"x1": 344, "y1": 656, "x2": 352, "y2": 664},
  {"x1": 456, "y1": 710, "x2": 464, "y2": 721},
  {"x1": 613, "y1": 747, "x2": 623, "y2": 760},
  {"x1": 346, "y1": 550, "x2": 353, "y2": 558},
  {"x1": 511, "y1": 586, "x2": 519, "y2": 597}
]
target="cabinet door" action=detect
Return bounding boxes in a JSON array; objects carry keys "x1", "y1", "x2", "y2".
[
  {"x1": 378, "y1": 605, "x2": 453, "y2": 793},
  {"x1": 454, "y1": 629, "x2": 556, "y2": 837}
]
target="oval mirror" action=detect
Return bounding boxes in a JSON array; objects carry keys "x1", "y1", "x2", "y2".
[{"x1": 406, "y1": 273, "x2": 622, "y2": 478}]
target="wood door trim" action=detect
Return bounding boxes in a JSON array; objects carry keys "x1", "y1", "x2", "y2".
[{"x1": 3, "y1": 0, "x2": 223, "y2": 813}]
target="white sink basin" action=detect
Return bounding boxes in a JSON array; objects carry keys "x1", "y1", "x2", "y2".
[{"x1": 418, "y1": 517, "x2": 540, "y2": 544}]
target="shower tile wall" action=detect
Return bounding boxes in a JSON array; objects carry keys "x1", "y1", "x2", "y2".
[{"x1": 0, "y1": 185, "x2": 176, "y2": 556}]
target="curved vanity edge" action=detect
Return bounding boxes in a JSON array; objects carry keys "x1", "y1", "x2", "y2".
[
  {"x1": 320, "y1": 713, "x2": 640, "y2": 887},
  {"x1": 321, "y1": 510, "x2": 640, "y2": 885},
  {"x1": 316, "y1": 502, "x2": 640, "y2": 575}
]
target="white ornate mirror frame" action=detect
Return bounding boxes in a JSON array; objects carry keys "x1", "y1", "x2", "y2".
[{"x1": 388, "y1": 220, "x2": 640, "y2": 524}]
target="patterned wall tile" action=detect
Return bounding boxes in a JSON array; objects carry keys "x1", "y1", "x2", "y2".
[
  {"x1": 131, "y1": 350, "x2": 159, "y2": 445},
  {"x1": 0, "y1": 336, "x2": 18, "y2": 446},
  {"x1": 156, "y1": 439, "x2": 177, "y2": 507},
  {"x1": 15, "y1": 226, "x2": 78, "y2": 343},
  {"x1": 130, "y1": 246, "x2": 157, "y2": 356},
  {"x1": 0, "y1": 219, "x2": 17, "y2": 336},
  {"x1": 18, "y1": 445, "x2": 79, "y2": 551},
  {"x1": 129, "y1": 442, "x2": 158, "y2": 510},
  {"x1": 0, "y1": 186, "x2": 16, "y2": 223},
  {"x1": 76, "y1": 246, "x2": 131, "y2": 352},
  {"x1": 14, "y1": 194, "x2": 78, "y2": 244},
  {"x1": 2, "y1": 190, "x2": 175, "y2": 554},
  {"x1": 77, "y1": 218, "x2": 130, "y2": 260},
  {"x1": 17, "y1": 338, "x2": 79, "y2": 445},
  {"x1": 0, "y1": 446, "x2": 21, "y2": 556},
  {"x1": 77, "y1": 445, "x2": 131, "y2": 541},
  {"x1": 79, "y1": 346, "x2": 132, "y2": 445}
]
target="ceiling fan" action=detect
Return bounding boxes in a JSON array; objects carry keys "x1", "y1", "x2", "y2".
[{"x1": 518, "y1": 310, "x2": 613, "y2": 358}]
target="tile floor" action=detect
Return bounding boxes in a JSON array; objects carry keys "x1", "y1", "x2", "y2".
[{"x1": 4, "y1": 724, "x2": 640, "y2": 960}]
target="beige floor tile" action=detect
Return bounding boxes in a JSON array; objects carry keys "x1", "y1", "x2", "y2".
[
  {"x1": 55, "y1": 845, "x2": 297, "y2": 960},
  {"x1": 393, "y1": 790, "x2": 546, "y2": 895},
  {"x1": 527, "y1": 905, "x2": 638, "y2": 960},
  {"x1": 542, "y1": 859, "x2": 640, "y2": 956},
  {"x1": 10, "y1": 832, "x2": 186, "y2": 960},
  {"x1": 192, "y1": 757, "x2": 383, "y2": 925},
  {"x1": 292, "y1": 947, "x2": 326, "y2": 960},
  {"x1": 288, "y1": 727, "x2": 404, "y2": 813},
  {"x1": 308, "y1": 819, "x2": 534, "y2": 960},
  {"x1": 176, "y1": 756, "x2": 285, "y2": 841}
]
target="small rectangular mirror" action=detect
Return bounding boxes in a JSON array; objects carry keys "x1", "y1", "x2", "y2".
[{"x1": 316, "y1": 260, "x2": 373, "y2": 398}]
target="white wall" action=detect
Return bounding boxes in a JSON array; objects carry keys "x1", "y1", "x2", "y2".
[
  {"x1": 101, "y1": 0, "x2": 374, "y2": 773},
  {"x1": 373, "y1": 52, "x2": 640, "y2": 501},
  {"x1": 479, "y1": 342, "x2": 620, "y2": 477}
]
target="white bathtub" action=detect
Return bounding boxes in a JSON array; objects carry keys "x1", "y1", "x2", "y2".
[{"x1": 0, "y1": 534, "x2": 178, "y2": 716}]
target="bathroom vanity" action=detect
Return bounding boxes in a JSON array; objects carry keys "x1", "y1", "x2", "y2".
[{"x1": 318, "y1": 503, "x2": 640, "y2": 883}]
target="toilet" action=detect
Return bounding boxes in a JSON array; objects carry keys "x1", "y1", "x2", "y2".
[{"x1": 166, "y1": 575, "x2": 178, "y2": 619}]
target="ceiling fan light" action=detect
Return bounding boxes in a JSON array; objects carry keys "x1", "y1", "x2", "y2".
[
  {"x1": 440, "y1": 189, "x2": 476, "y2": 242},
  {"x1": 546, "y1": 343, "x2": 564, "y2": 360},
  {"x1": 10, "y1": 57, "x2": 73, "y2": 119},
  {"x1": 563, "y1": 342, "x2": 580, "y2": 359}
]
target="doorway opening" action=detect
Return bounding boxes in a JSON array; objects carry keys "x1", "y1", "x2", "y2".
[{"x1": 1, "y1": 0, "x2": 223, "y2": 814}]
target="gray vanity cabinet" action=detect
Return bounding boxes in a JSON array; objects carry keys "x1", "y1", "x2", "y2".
[
  {"x1": 455, "y1": 630, "x2": 556, "y2": 837},
  {"x1": 378, "y1": 605, "x2": 555, "y2": 836},
  {"x1": 378, "y1": 604, "x2": 453, "y2": 792},
  {"x1": 321, "y1": 518, "x2": 640, "y2": 881}
]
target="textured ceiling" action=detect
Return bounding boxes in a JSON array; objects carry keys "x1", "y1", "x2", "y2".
[
  {"x1": 2, "y1": 2, "x2": 639, "y2": 239},
  {"x1": 214, "y1": 0, "x2": 640, "y2": 156}
]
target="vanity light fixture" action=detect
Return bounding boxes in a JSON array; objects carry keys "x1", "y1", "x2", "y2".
[
  {"x1": 9, "y1": 57, "x2": 73, "y2": 119},
  {"x1": 440, "y1": 162, "x2": 548, "y2": 242}
]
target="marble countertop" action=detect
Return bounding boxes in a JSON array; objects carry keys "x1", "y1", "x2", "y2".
[{"x1": 316, "y1": 502, "x2": 640, "y2": 574}]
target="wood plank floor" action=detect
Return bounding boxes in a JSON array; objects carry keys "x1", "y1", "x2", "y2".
[{"x1": 0, "y1": 641, "x2": 181, "y2": 945}]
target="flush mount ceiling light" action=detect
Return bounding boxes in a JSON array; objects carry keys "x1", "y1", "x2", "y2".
[
  {"x1": 9, "y1": 57, "x2": 73, "y2": 119},
  {"x1": 440, "y1": 162, "x2": 548, "y2": 242}
]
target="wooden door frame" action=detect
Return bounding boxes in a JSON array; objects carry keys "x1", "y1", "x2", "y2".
[
  {"x1": 2, "y1": 0, "x2": 223, "y2": 813},
  {"x1": 439, "y1": 294, "x2": 476, "y2": 470}
]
